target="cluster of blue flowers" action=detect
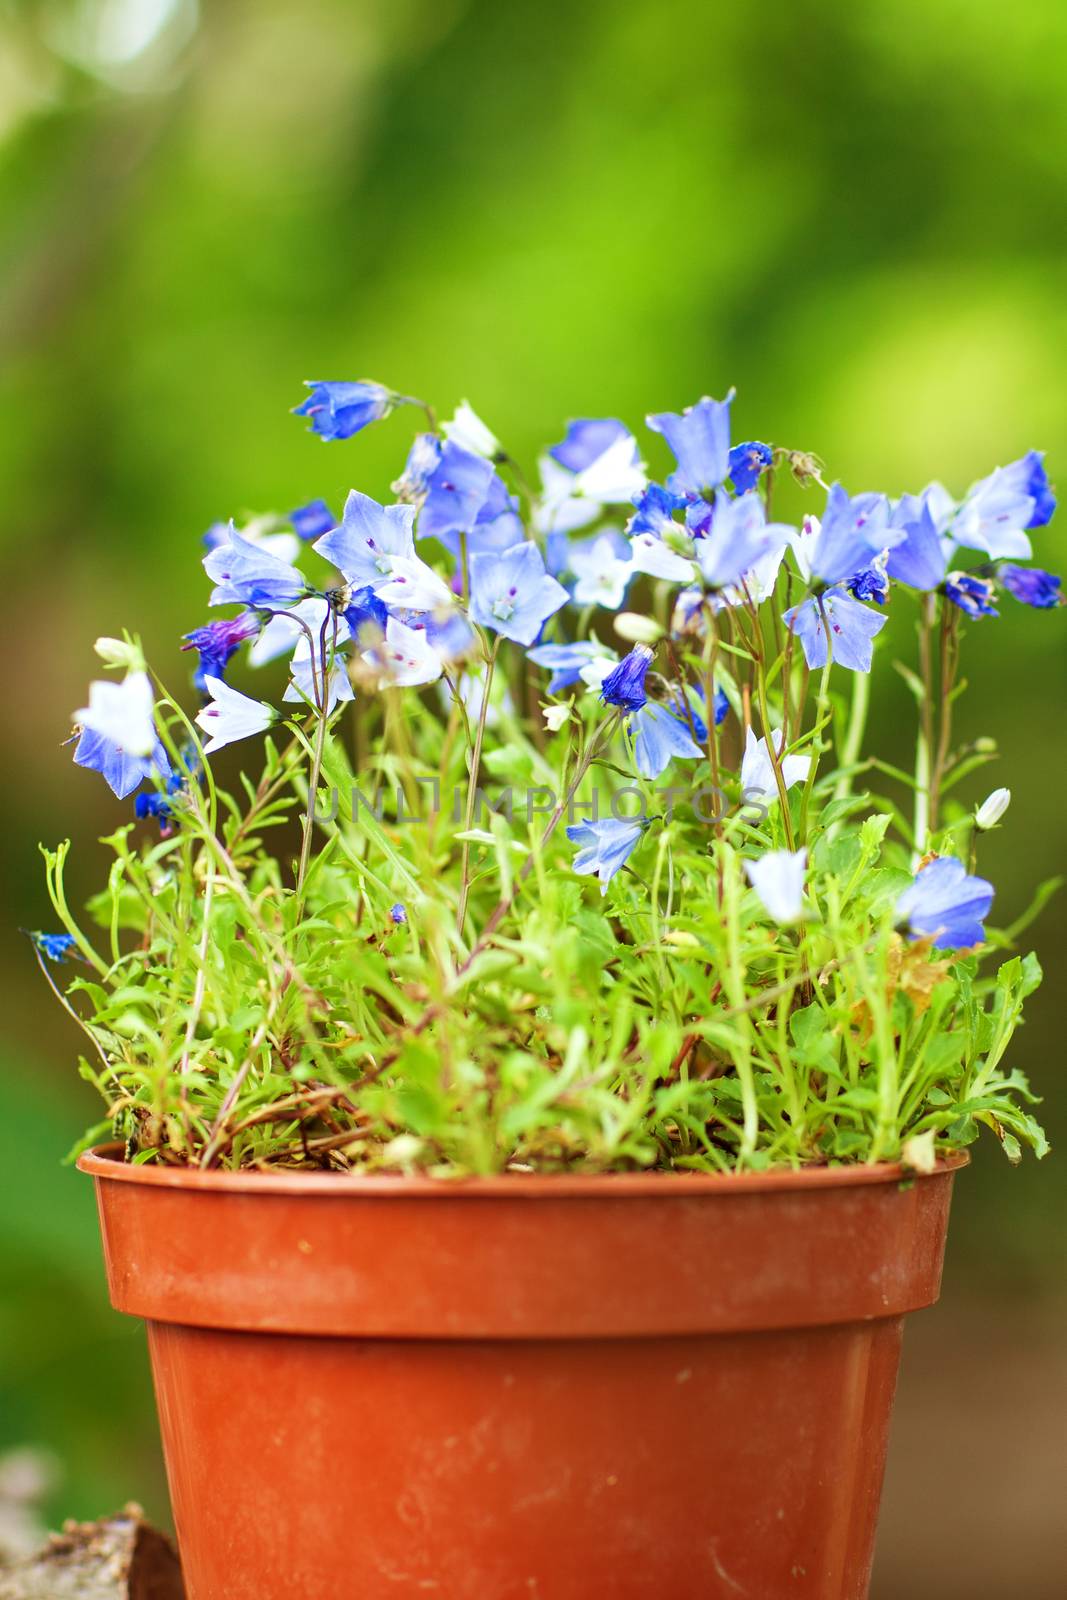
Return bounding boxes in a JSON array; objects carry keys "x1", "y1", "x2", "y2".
[{"x1": 62, "y1": 380, "x2": 1059, "y2": 958}]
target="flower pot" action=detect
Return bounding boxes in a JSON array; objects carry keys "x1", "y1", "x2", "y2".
[{"x1": 79, "y1": 1147, "x2": 964, "y2": 1600}]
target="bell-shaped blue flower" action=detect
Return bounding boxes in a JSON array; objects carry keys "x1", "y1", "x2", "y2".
[
  {"x1": 647, "y1": 395, "x2": 732, "y2": 498},
  {"x1": 204, "y1": 526, "x2": 307, "y2": 609},
  {"x1": 600, "y1": 644, "x2": 653, "y2": 711},
  {"x1": 896, "y1": 856, "x2": 993, "y2": 949},
  {"x1": 784, "y1": 588, "x2": 888, "y2": 672},
  {"x1": 629, "y1": 702, "x2": 703, "y2": 779},
  {"x1": 314, "y1": 490, "x2": 418, "y2": 594},
  {"x1": 693, "y1": 492, "x2": 782, "y2": 591},
  {"x1": 565, "y1": 816, "x2": 646, "y2": 894},
  {"x1": 885, "y1": 504, "x2": 948, "y2": 592},
  {"x1": 729, "y1": 441, "x2": 773, "y2": 494},
  {"x1": 74, "y1": 728, "x2": 172, "y2": 800},
  {"x1": 468, "y1": 541, "x2": 568, "y2": 646},
  {"x1": 808, "y1": 485, "x2": 895, "y2": 587},
  {"x1": 998, "y1": 450, "x2": 1056, "y2": 528},
  {"x1": 998, "y1": 564, "x2": 1062, "y2": 609},
  {"x1": 293, "y1": 380, "x2": 392, "y2": 441}
]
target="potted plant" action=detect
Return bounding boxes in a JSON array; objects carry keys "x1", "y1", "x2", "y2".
[{"x1": 33, "y1": 382, "x2": 1057, "y2": 1599}]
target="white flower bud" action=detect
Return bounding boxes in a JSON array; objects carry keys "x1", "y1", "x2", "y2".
[
  {"x1": 975, "y1": 787, "x2": 1011, "y2": 831},
  {"x1": 902, "y1": 1130, "x2": 937, "y2": 1175},
  {"x1": 94, "y1": 637, "x2": 145, "y2": 673},
  {"x1": 613, "y1": 612, "x2": 664, "y2": 645}
]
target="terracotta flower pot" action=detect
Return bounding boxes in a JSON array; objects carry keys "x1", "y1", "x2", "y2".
[{"x1": 79, "y1": 1146, "x2": 964, "y2": 1600}]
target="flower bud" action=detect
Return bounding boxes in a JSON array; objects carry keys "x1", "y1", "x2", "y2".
[
  {"x1": 613, "y1": 612, "x2": 665, "y2": 646},
  {"x1": 975, "y1": 787, "x2": 1011, "y2": 830},
  {"x1": 94, "y1": 637, "x2": 145, "y2": 673}
]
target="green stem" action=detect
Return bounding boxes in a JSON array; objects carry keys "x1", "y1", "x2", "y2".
[{"x1": 456, "y1": 641, "x2": 500, "y2": 934}]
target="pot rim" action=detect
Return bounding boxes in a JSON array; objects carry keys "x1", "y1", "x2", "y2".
[{"x1": 78, "y1": 1142, "x2": 968, "y2": 1199}]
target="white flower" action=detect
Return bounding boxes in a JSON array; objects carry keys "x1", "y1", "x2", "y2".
[
  {"x1": 614, "y1": 611, "x2": 665, "y2": 645},
  {"x1": 628, "y1": 532, "x2": 696, "y2": 583},
  {"x1": 570, "y1": 535, "x2": 633, "y2": 610},
  {"x1": 249, "y1": 598, "x2": 336, "y2": 668},
  {"x1": 577, "y1": 655, "x2": 620, "y2": 692},
  {"x1": 284, "y1": 649, "x2": 354, "y2": 714},
  {"x1": 75, "y1": 671, "x2": 155, "y2": 757},
  {"x1": 543, "y1": 701, "x2": 572, "y2": 732},
  {"x1": 196, "y1": 677, "x2": 275, "y2": 753},
  {"x1": 93, "y1": 637, "x2": 146, "y2": 672},
  {"x1": 363, "y1": 617, "x2": 444, "y2": 689},
  {"x1": 442, "y1": 401, "x2": 500, "y2": 459},
  {"x1": 533, "y1": 455, "x2": 601, "y2": 537},
  {"x1": 573, "y1": 434, "x2": 647, "y2": 503},
  {"x1": 744, "y1": 848, "x2": 808, "y2": 924},
  {"x1": 739, "y1": 726, "x2": 811, "y2": 808},
  {"x1": 975, "y1": 787, "x2": 1011, "y2": 830},
  {"x1": 374, "y1": 552, "x2": 455, "y2": 612}
]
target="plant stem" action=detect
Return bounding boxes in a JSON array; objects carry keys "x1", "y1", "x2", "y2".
[{"x1": 456, "y1": 640, "x2": 499, "y2": 933}]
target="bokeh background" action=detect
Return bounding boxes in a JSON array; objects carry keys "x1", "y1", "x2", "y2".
[{"x1": 1, "y1": 0, "x2": 1065, "y2": 1592}]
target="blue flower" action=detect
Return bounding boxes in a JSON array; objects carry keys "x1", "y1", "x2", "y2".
[
  {"x1": 998, "y1": 563, "x2": 1062, "y2": 609},
  {"x1": 290, "y1": 500, "x2": 335, "y2": 540},
  {"x1": 807, "y1": 485, "x2": 895, "y2": 587},
  {"x1": 314, "y1": 490, "x2": 418, "y2": 593},
  {"x1": 629, "y1": 702, "x2": 703, "y2": 779},
  {"x1": 647, "y1": 395, "x2": 732, "y2": 498},
  {"x1": 527, "y1": 640, "x2": 614, "y2": 694},
  {"x1": 74, "y1": 728, "x2": 173, "y2": 800},
  {"x1": 693, "y1": 492, "x2": 781, "y2": 591},
  {"x1": 284, "y1": 650, "x2": 354, "y2": 714},
  {"x1": 414, "y1": 440, "x2": 495, "y2": 543},
  {"x1": 135, "y1": 791, "x2": 173, "y2": 830},
  {"x1": 628, "y1": 483, "x2": 686, "y2": 538},
  {"x1": 951, "y1": 463, "x2": 1040, "y2": 560},
  {"x1": 31, "y1": 932, "x2": 79, "y2": 963},
  {"x1": 293, "y1": 380, "x2": 392, "y2": 441},
  {"x1": 204, "y1": 526, "x2": 307, "y2": 608},
  {"x1": 999, "y1": 450, "x2": 1056, "y2": 529},
  {"x1": 600, "y1": 644, "x2": 654, "y2": 711},
  {"x1": 549, "y1": 418, "x2": 630, "y2": 472},
  {"x1": 784, "y1": 588, "x2": 888, "y2": 672},
  {"x1": 669, "y1": 683, "x2": 728, "y2": 741},
  {"x1": 847, "y1": 565, "x2": 889, "y2": 605},
  {"x1": 565, "y1": 817, "x2": 645, "y2": 893},
  {"x1": 182, "y1": 613, "x2": 261, "y2": 692},
  {"x1": 944, "y1": 571, "x2": 998, "y2": 619},
  {"x1": 896, "y1": 856, "x2": 993, "y2": 949},
  {"x1": 344, "y1": 586, "x2": 390, "y2": 639},
  {"x1": 468, "y1": 542, "x2": 568, "y2": 646},
  {"x1": 729, "y1": 441, "x2": 773, "y2": 494},
  {"x1": 389, "y1": 902, "x2": 408, "y2": 925},
  {"x1": 885, "y1": 504, "x2": 948, "y2": 592}
]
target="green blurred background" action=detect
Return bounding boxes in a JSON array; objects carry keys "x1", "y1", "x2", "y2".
[{"x1": 1, "y1": 0, "x2": 1065, "y2": 1592}]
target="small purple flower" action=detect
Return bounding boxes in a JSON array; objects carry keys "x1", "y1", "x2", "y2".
[
  {"x1": 549, "y1": 418, "x2": 630, "y2": 472},
  {"x1": 293, "y1": 380, "x2": 392, "y2": 441},
  {"x1": 784, "y1": 588, "x2": 888, "y2": 672},
  {"x1": 468, "y1": 542, "x2": 568, "y2": 646},
  {"x1": 998, "y1": 564, "x2": 1062, "y2": 609},
  {"x1": 647, "y1": 395, "x2": 732, "y2": 498},
  {"x1": 896, "y1": 856, "x2": 993, "y2": 949},
  {"x1": 566, "y1": 816, "x2": 646, "y2": 893},
  {"x1": 944, "y1": 571, "x2": 998, "y2": 619},
  {"x1": 728, "y1": 441, "x2": 773, "y2": 494},
  {"x1": 389, "y1": 903, "x2": 408, "y2": 925},
  {"x1": 600, "y1": 644, "x2": 654, "y2": 712},
  {"x1": 31, "y1": 932, "x2": 79, "y2": 963},
  {"x1": 290, "y1": 500, "x2": 336, "y2": 540},
  {"x1": 182, "y1": 613, "x2": 261, "y2": 692}
]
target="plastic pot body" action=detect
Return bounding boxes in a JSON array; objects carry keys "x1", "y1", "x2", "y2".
[{"x1": 79, "y1": 1149, "x2": 963, "y2": 1600}]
